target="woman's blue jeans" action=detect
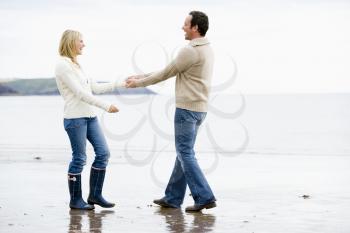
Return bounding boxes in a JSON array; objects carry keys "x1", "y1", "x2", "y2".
[
  {"x1": 163, "y1": 108, "x2": 216, "y2": 207},
  {"x1": 64, "y1": 117, "x2": 110, "y2": 174}
]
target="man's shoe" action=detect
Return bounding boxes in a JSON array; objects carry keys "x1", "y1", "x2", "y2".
[
  {"x1": 185, "y1": 201, "x2": 216, "y2": 212},
  {"x1": 153, "y1": 198, "x2": 177, "y2": 208}
]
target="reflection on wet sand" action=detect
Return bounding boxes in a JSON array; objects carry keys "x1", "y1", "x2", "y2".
[
  {"x1": 190, "y1": 212, "x2": 216, "y2": 233},
  {"x1": 68, "y1": 209, "x2": 115, "y2": 233},
  {"x1": 154, "y1": 208, "x2": 216, "y2": 233},
  {"x1": 154, "y1": 208, "x2": 186, "y2": 232}
]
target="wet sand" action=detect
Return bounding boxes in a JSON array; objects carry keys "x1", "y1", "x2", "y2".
[{"x1": 0, "y1": 152, "x2": 350, "y2": 233}]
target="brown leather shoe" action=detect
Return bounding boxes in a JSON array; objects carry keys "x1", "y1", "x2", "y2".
[
  {"x1": 185, "y1": 201, "x2": 216, "y2": 212},
  {"x1": 153, "y1": 198, "x2": 178, "y2": 208}
]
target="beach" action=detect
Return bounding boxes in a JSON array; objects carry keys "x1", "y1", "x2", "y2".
[
  {"x1": 0, "y1": 94, "x2": 349, "y2": 232},
  {"x1": 1, "y1": 153, "x2": 349, "y2": 233},
  {"x1": 1, "y1": 0, "x2": 350, "y2": 231}
]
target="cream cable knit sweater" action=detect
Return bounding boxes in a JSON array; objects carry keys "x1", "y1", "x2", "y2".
[{"x1": 55, "y1": 56, "x2": 123, "y2": 119}]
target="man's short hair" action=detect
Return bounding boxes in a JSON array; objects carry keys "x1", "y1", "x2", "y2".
[{"x1": 189, "y1": 11, "x2": 209, "y2": 36}]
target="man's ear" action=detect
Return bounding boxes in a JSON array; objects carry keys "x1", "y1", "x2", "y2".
[{"x1": 192, "y1": 25, "x2": 198, "y2": 32}]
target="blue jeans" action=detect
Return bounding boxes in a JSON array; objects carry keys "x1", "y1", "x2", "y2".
[
  {"x1": 163, "y1": 108, "x2": 216, "y2": 207},
  {"x1": 64, "y1": 117, "x2": 110, "y2": 174}
]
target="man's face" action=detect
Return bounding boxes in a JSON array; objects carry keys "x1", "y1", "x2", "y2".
[{"x1": 182, "y1": 15, "x2": 195, "y2": 40}]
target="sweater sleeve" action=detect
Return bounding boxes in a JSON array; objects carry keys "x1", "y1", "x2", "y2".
[
  {"x1": 55, "y1": 60, "x2": 111, "y2": 111},
  {"x1": 136, "y1": 46, "x2": 198, "y2": 87},
  {"x1": 90, "y1": 78, "x2": 125, "y2": 94}
]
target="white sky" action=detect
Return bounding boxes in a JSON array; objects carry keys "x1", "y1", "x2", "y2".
[{"x1": 0, "y1": 0, "x2": 349, "y2": 94}]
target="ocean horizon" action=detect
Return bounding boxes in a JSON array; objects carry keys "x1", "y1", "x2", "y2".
[{"x1": 1, "y1": 93, "x2": 348, "y2": 162}]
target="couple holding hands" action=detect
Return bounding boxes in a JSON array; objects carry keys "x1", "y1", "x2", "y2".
[{"x1": 55, "y1": 11, "x2": 216, "y2": 213}]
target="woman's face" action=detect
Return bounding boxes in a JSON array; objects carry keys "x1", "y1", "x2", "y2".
[{"x1": 75, "y1": 36, "x2": 85, "y2": 55}]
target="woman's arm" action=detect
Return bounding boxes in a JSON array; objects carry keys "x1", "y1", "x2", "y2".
[{"x1": 90, "y1": 79, "x2": 125, "y2": 94}]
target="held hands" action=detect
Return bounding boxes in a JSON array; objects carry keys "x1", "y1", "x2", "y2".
[
  {"x1": 125, "y1": 74, "x2": 145, "y2": 88},
  {"x1": 125, "y1": 78, "x2": 137, "y2": 88},
  {"x1": 108, "y1": 75, "x2": 144, "y2": 113},
  {"x1": 108, "y1": 104, "x2": 119, "y2": 113},
  {"x1": 108, "y1": 74, "x2": 144, "y2": 113}
]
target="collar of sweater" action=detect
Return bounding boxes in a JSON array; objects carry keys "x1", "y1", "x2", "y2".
[
  {"x1": 60, "y1": 56, "x2": 73, "y2": 63},
  {"x1": 189, "y1": 37, "x2": 209, "y2": 47},
  {"x1": 60, "y1": 56, "x2": 80, "y2": 68}
]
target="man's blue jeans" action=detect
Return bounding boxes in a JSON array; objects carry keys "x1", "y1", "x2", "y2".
[
  {"x1": 64, "y1": 117, "x2": 110, "y2": 174},
  {"x1": 163, "y1": 108, "x2": 216, "y2": 207}
]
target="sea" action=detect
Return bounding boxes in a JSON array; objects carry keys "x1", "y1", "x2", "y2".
[{"x1": 0, "y1": 93, "x2": 349, "y2": 164}]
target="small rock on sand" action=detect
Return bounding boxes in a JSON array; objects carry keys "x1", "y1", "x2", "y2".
[{"x1": 300, "y1": 194, "x2": 311, "y2": 199}]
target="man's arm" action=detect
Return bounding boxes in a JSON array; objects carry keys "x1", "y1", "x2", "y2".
[{"x1": 127, "y1": 46, "x2": 198, "y2": 88}]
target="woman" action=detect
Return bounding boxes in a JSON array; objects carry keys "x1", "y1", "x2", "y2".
[{"x1": 55, "y1": 29, "x2": 123, "y2": 210}]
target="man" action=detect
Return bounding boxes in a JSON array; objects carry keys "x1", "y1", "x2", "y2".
[{"x1": 126, "y1": 11, "x2": 216, "y2": 212}]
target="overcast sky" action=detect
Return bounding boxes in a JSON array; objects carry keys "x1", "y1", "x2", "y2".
[{"x1": 0, "y1": 0, "x2": 349, "y2": 94}]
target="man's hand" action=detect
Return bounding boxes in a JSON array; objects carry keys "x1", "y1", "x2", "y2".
[
  {"x1": 125, "y1": 74, "x2": 145, "y2": 88},
  {"x1": 125, "y1": 78, "x2": 138, "y2": 88},
  {"x1": 127, "y1": 74, "x2": 145, "y2": 81},
  {"x1": 108, "y1": 104, "x2": 119, "y2": 113}
]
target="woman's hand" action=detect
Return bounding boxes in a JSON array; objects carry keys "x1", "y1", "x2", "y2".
[{"x1": 108, "y1": 104, "x2": 119, "y2": 113}]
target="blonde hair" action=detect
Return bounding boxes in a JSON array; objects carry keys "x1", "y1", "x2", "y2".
[{"x1": 58, "y1": 29, "x2": 82, "y2": 64}]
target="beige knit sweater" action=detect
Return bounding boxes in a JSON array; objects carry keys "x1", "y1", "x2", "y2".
[{"x1": 135, "y1": 37, "x2": 214, "y2": 112}]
